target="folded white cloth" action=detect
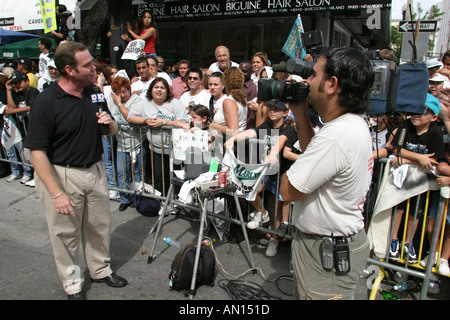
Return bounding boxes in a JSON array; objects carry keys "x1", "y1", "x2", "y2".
[
  {"x1": 392, "y1": 164, "x2": 408, "y2": 188},
  {"x1": 178, "y1": 171, "x2": 216, "y2": 204}
]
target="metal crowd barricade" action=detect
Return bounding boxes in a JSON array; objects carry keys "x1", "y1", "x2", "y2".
[
  {"x1": 110, "y1": 120, "x2": 174, "y2": 202},
  {"x1": 366, "y1": 158, "x2": 450, "y2": 300}
]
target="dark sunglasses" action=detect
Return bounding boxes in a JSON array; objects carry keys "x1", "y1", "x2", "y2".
[{"x1": 188, "y1": 76, "x2": 199, "y2": 80}]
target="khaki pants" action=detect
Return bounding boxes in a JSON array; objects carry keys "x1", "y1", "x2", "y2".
[
  {"x1": 291, "y1": 229, "x2": 369, "y2": 300},
  {"x1": 35, "y1": 162, "x2": 113, "y2": 295}
]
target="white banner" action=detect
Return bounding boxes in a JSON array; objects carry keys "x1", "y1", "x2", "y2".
[
  {"x1": 222, "y1": 149, "x2": 268, "y2": 201},
  {"x1": 172, "y1": 128, "x2": 209, "y2": 162},
  {"x1": 0, "y1": 0, "x2": 77, "y2": 32},
  {"x1": 1, "y1": 115, "x2": 22, "y2": 150},
  {"x1": 121, "y1": 39, "x2": 146, "y2": 61}
]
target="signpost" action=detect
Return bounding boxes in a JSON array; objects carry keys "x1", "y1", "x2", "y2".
[
  {"x1": 398, "y1": 20, "x2": 437, "y2": 33},
  {"x1": 399, "y1": 20, "x2": 438, "y2": 63}
]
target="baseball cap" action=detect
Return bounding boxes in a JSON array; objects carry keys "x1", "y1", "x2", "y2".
[
  {"x1": 425, "y1": 93, "x2": 441, "y2": 115},
  {"x1": 264, "y1": 99, "x2": 289, "y2": 111},
  {"x1": 18, "y1": 57, "x2": 32, "y2": 68},
  {"x1": 426, "y1": 58, "x2": 443, "y2": 69},
  {"x1": 10, "y1": 71, "x2": 28, "y2": 84},
  {"x1": 4, "y1": 61, "x2": 17, "y2": 69},
  {"x1": 429, "y1": 73, "x2": 448, "y2": 83}
]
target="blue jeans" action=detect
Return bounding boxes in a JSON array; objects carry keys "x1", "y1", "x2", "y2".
[
  {"x1": 6, "y1": 142, "x2": 33, "y2": 177},
  {"x1": 116, "y1": 150, "x2": 143, "y2": 204},
  {"x1": 102, "y1": 136, "x2": 116, "y2": 188}
]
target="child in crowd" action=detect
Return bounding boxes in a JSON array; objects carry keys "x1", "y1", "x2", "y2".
[
  {"x1": 418, "y1": 147, "x2": 450, "y2": 276},
  {"x1": 224, "y1": 99, "x2": 297, "y2": 256},
  {"x1": 389, "y1": 94, "x2": 445, "y2": 262},
  {"x1": 183, "y1": 104, "x2": 218, "y2": 153},
  {"x1": 184, "y1": 104, "x2": 211, "y2": 131},
  {"x1": 371, "y1": 116, "x2": 404, "y2": 160}
]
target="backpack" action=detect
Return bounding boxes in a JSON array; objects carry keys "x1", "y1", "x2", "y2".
[
  {"x1": 168, "y1": 243, "x2": 216, "y2": 296},
  {"x1": 132, "y1": 191, "x2": 160, "y2": 217}
]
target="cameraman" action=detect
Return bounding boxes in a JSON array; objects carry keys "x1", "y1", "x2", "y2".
[{"x1": 280, "y1": 46, "x2": 374, "y2": 300}]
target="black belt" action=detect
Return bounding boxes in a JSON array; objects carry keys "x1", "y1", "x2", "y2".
[
  {"x1": 301, "y1": 229, "x2": 363, "y2": 242},
  {"x1": 54, "y1": 161, "x2": 97, "y2": 169}
]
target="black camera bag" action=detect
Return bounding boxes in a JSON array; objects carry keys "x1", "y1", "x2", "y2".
[{"x1": 168, "y1": 243, "x2": 216, "y2": 296}]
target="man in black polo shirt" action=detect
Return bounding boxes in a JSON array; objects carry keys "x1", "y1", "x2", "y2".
[{"x1": 24, "y1": 42, "x2": 126, "y2": 300}]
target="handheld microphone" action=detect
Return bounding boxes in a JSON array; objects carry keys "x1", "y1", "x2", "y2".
[
  {"x1": 397, "y1": 127, "x2": 406, "y2": 165},
  {"x1": 91, "y1": 86, "x2": 110, "y2": 135},
  {"x1": 397, "y1": 127, "x2": 406, "y2": 148}
]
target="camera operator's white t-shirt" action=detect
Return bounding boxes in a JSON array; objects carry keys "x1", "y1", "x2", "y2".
[{"x1": 286, "y1": 113, "x2": 373, "y2": 237}]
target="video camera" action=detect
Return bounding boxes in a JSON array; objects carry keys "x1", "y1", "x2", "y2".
[
  {"x1": 366, "y1": 49, "x2": 429, "y2": 116},
  {"x1": 257, "y1": 58, "x2": 313, "y2": 103}
]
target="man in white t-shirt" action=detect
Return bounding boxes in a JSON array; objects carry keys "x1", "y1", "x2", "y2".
[
  {"x1": 280, "y1": 46, "x2": 374, "y2": 300},
  {"x1": 147, "y1": 55, "x2": 173, "y2": 87},
  {"x1": 180, "y1": 68, "x2": 210, "y2": 110},
  {"x1": 131, "y1": 57, "x2": 153, "y2": 99},
  {"x1": 208, "y1": 46, "x2": 239, "y2": 73},
  {"x1": 38, "y1": 37, "x2": 52, "y2": 78}
]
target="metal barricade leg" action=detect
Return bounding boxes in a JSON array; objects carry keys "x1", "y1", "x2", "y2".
[
  {"x1": 148, "y1": 183, "x2": 174, "y2": 263},
  {"x1": 369, "y1": 262, "x2": 386, "y2": 300}
]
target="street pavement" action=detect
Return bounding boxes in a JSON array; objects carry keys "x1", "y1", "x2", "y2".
[{"x1": 1, "y1": 176, "x2": 449, "y2": 305}]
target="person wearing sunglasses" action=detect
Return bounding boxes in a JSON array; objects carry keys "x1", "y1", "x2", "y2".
[{"x1": 179, "y1": 68, "x2": 211, "y2": 115}]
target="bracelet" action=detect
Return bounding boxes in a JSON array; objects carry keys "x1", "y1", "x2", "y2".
[
  {"x1": 385, "y1": 146, "x2": 393, "y2": 156},
  {"x1": 143, "y1": 118, "x2": 149, "y2": 125},
  {"x1": 163, "y1": 120, "x2": 166, "y2": 126},
  {"x1": 51, "y1": 190, "x2": 64, "y2": 199}
]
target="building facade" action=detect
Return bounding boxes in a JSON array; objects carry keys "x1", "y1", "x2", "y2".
[{"x1": 89, "y1": 0, "x2": 392, "y2": 68}]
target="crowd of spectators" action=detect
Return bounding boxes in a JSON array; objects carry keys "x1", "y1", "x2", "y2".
[{"x1": 1, "y1": 13, "x2": 450, "y2": 298}]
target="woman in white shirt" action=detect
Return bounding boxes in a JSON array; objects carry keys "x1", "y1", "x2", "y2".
[
  {"x1": 251, "y1": 52, "x2": 270, "y2": 85},
  {"x1": 108, "y1": 77, "x2": 143, "y2": 211},
  {"x1": 211, "y1": 67, "x2": 247, "y2": 135},
  {"x1": 128, "y1": 77, "x2": 188, "y2": 195},
  {"x1": 208, "y1": 71, "x2": 226, "y2": 115},
  {"x1": 210, "y1": 67, "x2": 248, "y2": 157}
]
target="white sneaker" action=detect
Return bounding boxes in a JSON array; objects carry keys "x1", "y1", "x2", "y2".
[
  {"x1": 438, "y1": 259, "x2": 450, "y2": 276},
  {"x1": 25, "y1": 179, "x2": 35, "y2": 187},
  {"x1": 20, "y1": 176, "x2": 32, "y2": 184},
  {"x1": 108, "y1": 190, "x2": 119, "y2": 200},
  {"x1": 420, "y1": 252, "x2": 439, "y2": 267},
  {"x1": 265, "y1": 238, "x2": 279, "y2": 257},
  {"x1": 6, "y1": 174, "x2": 21, "y2": 182},
  {"x1": 247, "y1": 211, "x2": 269, "y2": 229}
]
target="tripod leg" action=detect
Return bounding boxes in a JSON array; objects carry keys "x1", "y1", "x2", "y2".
[
  {"x1": 189, "y1": 197, "x2": 207, "y2": 298},
  {"x1": 148, "y1": 184, "x2": 174, "y2": 263},
  {"x1": 234, "y1": 193, "x2": 255, "y2": 269}
]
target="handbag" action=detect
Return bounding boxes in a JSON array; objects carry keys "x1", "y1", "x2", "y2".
[{"x1": 132, "y1": 191, "x2": 160, "y2": 217}]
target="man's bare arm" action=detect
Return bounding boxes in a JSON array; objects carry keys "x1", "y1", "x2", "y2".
[
  {"x1": 280, "y1": 172, "x2": 306, "y2": 202},
  {"x1": 30, "y1": 149, "x2": 75, "y2": 216}
]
